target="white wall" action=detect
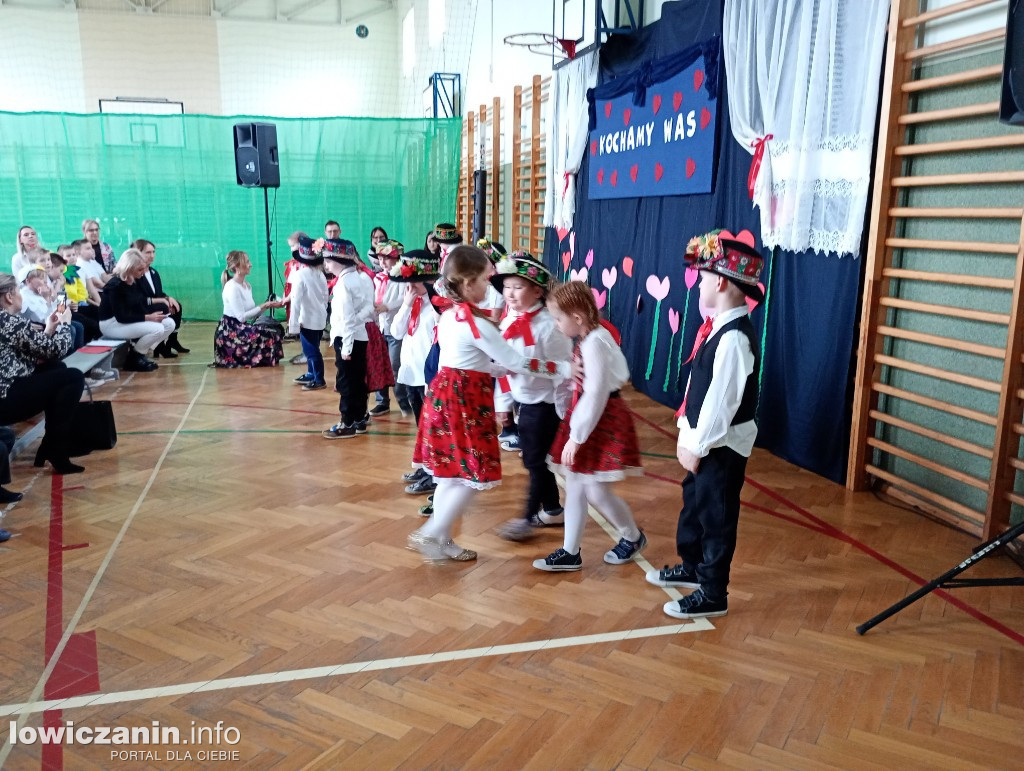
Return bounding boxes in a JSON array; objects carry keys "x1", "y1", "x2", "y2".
[{"x1": 0, "y1": 9, "x2": 88, "y2": 112}]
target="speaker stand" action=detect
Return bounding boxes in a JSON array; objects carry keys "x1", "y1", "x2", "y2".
[{"x1": 262, "y1": 187, "x2": 275, "y2": 304}]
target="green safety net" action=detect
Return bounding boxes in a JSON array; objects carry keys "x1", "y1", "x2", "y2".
[{"x1": 0, "y1": 112, "x2": 461, "y2": 321}]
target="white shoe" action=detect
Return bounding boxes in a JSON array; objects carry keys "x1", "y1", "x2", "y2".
[{"x1": 537, "y1": 507, "x2": 564, "y2": 526}]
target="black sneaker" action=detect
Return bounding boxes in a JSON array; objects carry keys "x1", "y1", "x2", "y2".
[
  {"x1": 419, "y1": 493, "x2": 434, "y2": 517},
  {"x1": 663, "y1": 588, "x2": 727, "y2": 619},
  {"x1": 536, "y1": 507, "x2": 564, "y2": 526},
  {"x1": 302, "y1": 381, "x2": 327, "y2": 391},
  {"x1": 402, "y1": 468, "x2": 428, "y2": 482},
  {"x1": 532, "y1": 548, "x2": 582, "y2": 572},
  {"x1": 355, "y1": 420, "x2": 369, "y2": 434},
  {"x1": 293, "y1": 373, "x2": 314, "y2": 384},
  {"x1": 322, "y1": 423, "x2": 357, "y2": 439},
  {"x1": 405, "y1": 475, "x2": 437, "y2": 495},
  {"x1": 645, "y1": 563, "x2": 700, "y2": 589},
  {"x1": 603, "y1": 531, "x2": 647, "y2": 565},
  {"x1": 370, "y1": 403, "x2": 391, "y2": 417}
]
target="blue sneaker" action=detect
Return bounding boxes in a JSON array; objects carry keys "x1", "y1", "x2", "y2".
[
  {"x1": 498, "y1": 429, "x2": 520, "y2": 451},
  {"x1": 663, "y1": 588, "x2": 728, "y2": 619},
  {"x1": 293, "y1": 373, "x2": 314, "y2": 384},
  {"x1": 603, "y1": 531, "x2": 647, "y2": 565}
]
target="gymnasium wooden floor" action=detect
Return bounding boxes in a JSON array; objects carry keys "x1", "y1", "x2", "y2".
[{"x1": 1, "y1": 322, "x2": 1022, "y2": 770}]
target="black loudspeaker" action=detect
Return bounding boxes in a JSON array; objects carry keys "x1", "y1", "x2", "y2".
[
  {"x1": 472, "y1": 169, "x2": 487, "y2": 241},
  {"x1": 233, "y1": 122, "x2": 280, "y2": 188},
  {"x1": 999, "y1": 0, "x2": 1024, "y2": 125}
]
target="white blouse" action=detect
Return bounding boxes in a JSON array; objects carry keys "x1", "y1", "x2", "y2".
[
  {"x1": 570, "y1": 325, "x2": 631, "y2": 445},
  {"x1": 494, "y1": 303, "x2": 573, "y2": 416},
  {"x1": 286, "y1": 266, "x2": 329, "y2": 335},
  {"x1": 390, "y1": 294, "x2": 439, "y2": 387},
  {"x1": 436, "y1": 307, "x2": 571, "y2": 381},
  {"x1": 374, "y1": 274, "x2": 405, "y2": 332},
  {"x1": 222, "y1": 279, "x2": 262, "y2": 322},
  {"x1": 329, "y1": 267, "x2": 374, "y2": 356}
]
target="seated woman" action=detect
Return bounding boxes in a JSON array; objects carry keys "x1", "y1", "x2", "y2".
[
  {"x1": 10, "y1": 225, "x2": 39, "y2": 275},
  {"x1": 215, "y1": 250, "x2": 285, "y2": 368},
  {"x1": 98, "y1": 249, "x2": 174, "y2": 372},
  {"x1": 0, "y1": 272, "x2": 86, "y2": 476},
  {"x1": 132, "y1": 238, "x2": 189, "y2": 359}
]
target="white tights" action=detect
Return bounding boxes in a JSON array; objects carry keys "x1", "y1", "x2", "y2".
[
  {"x1": 563, "y1": 476, "x2": 641, "y2": 555},
  {"x1": 419, "y1": 478, "x2": 477, "y2": 541}
]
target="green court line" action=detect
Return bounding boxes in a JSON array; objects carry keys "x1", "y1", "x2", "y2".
[{"x1": 119, "y1": 429, "x2": 420, "y2": 437}]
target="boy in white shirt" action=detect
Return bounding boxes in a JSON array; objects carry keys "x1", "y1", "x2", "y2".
[
  {"x1": 371, "y1": 240, "x2": 412, "y2": 418},
  {"x1": 286, "y1": 237, "x2": 329, "y2": 390}
]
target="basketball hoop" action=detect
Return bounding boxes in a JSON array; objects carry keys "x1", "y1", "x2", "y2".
[{"x1": 503, "y1": 32, "x2": 577, "y2": 61}]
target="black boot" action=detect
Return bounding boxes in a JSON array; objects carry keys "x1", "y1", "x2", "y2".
[
  {"x1": 154, "y1": 342, "x2": 177, "y2": 359},
  {"x1": 168, "y1": 332, "x2": 190, "y2": 354},
  {"x1": 33, "y1": 436, "x2": 84, "y2": 475},
  {"x1": 124, "y1": 350, "x2": 158, "y2": 372}
]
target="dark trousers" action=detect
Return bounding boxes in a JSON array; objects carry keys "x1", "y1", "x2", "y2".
[
  {"x1": 72, "y1": 306, "x2": 101, "y2": 341},
  {"x1": 334, "y1": 339, "x2": 368, "y2": 425},
  {"x1": 677, "y1": 446, "x2": 748, "y2": 601},
  {"x1": 406, "y1": 385, "x2": 425, "y2": 424},
  {"x1": 0, "y1": 426, "x2": 15, "y2": 486},
  {"x1": 299, "y1": 327, "x2": 325, "y2": 383},
  {"x1": 376, "y1": 334, "x2": 410, "y2": 411},
  {"x1": 518, "y1": 401, "x2": 562, "y2": 519},
  {"x1": 0, "y1": 362, "x2": 85, "y2": 461}
]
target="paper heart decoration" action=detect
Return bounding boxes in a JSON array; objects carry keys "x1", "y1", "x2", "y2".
[
  {"x1": 654, "y1": 162, "x2": 664, "y2": 182},
  {"x1": 645, "y1": 274, "x2": 671, "y2": 301},
  {"x1": 597, "y1": 168, "x2": 605, "y2": 185},
  {"x1": 745, "y1": 283, "x2": 766, "y2": 312},
  {"x1": 592, "y1": 288, "x2": 607, "y2": 309},
  {"x1": 694, "y1": 69, "x2": 705, "y2": 92},
  {"x1": 700, "y1": 107, "x2": 711, "y2": 130},
  {"x1": 668, "y1": 307, "x2": 680, "y2": 334},
  {"x1": 718, "y1": 228, "x2": 757, "y2": 248},
  {"x1": 686, "y1": 158, "x2": 696, "y2": 178},
  {"x1": 623, "y1": 108, "x2": 631, "y2": 125},
  {"x1": 629, "y1": 164, "x2": 639, "y2": 183},
  {"x1": 673, "y1": 91, "x2": 683, "y2": 112},
  {"x1": 622, "y1": 256, "x2": 634, "y2": 277},
  {"x1": 561, "y1": 251, "x2": 571, "y2": 272},
  {"x1": 556, "y1": 226, "x2": 569, "y2": 243},
  {"x1": 601, "y1": 266, "x2": 617, "y2": 289},
  {"x1": 585, "y1": 248, "x2": 594, "y2": 268},
  {"x1": 611, "y1": 170, "x2": 619, "y2": 186},
  {"x1": 590, "y1": 140, "x2": 597, "y2": 156},
  {"x1": 570, "y1": 266, "x2": 589, "y2": 283},
  {"x1": 604, "y1": 101, "x2": 613, "y2": 118},
  {"x1": 652, "y1": 93, "x2": 662, "y2": 114},
  {"x1": 684, "y1": 267, "x2": 699, "y2": 289}
]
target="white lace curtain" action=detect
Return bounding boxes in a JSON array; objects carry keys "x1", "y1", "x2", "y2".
[
  {"x1": 723, "y1": 0, "x2": 890, "y2": 256},
  {"x1": 544, "y1": 50, "x2": 600, "y2": 232}
]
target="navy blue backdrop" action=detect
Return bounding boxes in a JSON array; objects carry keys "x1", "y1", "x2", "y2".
[{"x1": 545, "y1": 0, "x2": 861, "y2": 482}]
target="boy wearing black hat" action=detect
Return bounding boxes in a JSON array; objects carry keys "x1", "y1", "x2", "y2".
[
  {"x1": 649, "y1": 230, "x2": 763, "y2": 620},
  {"x1": 287, "y1": 236, "x2": 329, "y2": 390}
]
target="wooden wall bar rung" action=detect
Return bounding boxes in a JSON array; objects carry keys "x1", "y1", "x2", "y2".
[
  {"x1": 1008, "y1": 456, "x2": 1024, "y2": 472},
  {"x1": 869, "y1": 409, "x2": 993, "y2": 458},
  {"x1": 889, "y1": 206, "x2": 1024, "y2": 219},
  {"x1": 901, "y1": 63, "x2": 1004, "y2": 92},
  {"x1": 877, "y1": 296, "x2": 1010, "y2": 325},
  {"x1": 894, "y1": 134, "x2": 1024, "y2": 156},
  {"x1": 891, "y1": 169, "x2": 1024, "y2": 186},
  {"x1": 1007, "y1": 492, "x2": 1024, "y2": 507},
  {"x1": 901, "y1": 0, "x2": 1002, "y2": 27},
  {"x1": 878, "y1": 325, "x2": 1005, "y2": 359},
  {"x1": 882, "y1": 267, "x2": 1015, "y2": 289},
  {"x1": 867, "y1": 464, "x2": 986, "y2": 526},
  {"x1": 904, "y1": 27, "x2": 1006, "y2": 61},
  {"x1": 886, "y1": 236, "x2": 1019, "y2": 254},
  {"x1": 874, "y1": 353, "x2": 1001, "y2": 392},
  {"x1": 898, "y1": 101, "x2": 1000, "y2": 124},
  {"x1": 872, "y1": 381, "x2": 999, "y2": 425},
  {"x1": 867, "y1": 437, "x2": 990, "y2": 490}
]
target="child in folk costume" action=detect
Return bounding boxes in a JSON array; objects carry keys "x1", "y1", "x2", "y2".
[
  {"x1": 475, "y1": 238, "x2": 508, "y2": 320},
  {"x1": 491, "y1": 251, "x2": 573, "y2": 542},
  {"x1": 432, "y1": 222, "x2": 463, "y2": 268},
  {"x1": 320, "y1": 238, "x2": 377, "y2": 439},
  {"x1": 371, "y1": 240, "x2": 413, "y2": 418},
  {"x1": 286, "y1": 237, "x2": 329, "y2": 391},
  {"x1": 389, "y1": 251, "x2": 442, "y2": 495},
  {"x1": 650, "y1": 231, "x2": 762, "y2": 620},
  {"x1": 534, "y1": 281, "x2": 645, "y2": 572},
  {"x1": 407, "y1": 245, "x2": 571, "y2": 562}
]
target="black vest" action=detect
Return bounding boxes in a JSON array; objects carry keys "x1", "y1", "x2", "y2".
[{"x1": 684, "y1": 314, "x2": 761, "y2": 428}]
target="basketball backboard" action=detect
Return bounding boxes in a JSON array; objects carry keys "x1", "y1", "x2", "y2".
[{"x1": 554, "y1": 0, "x2": 645, "y2": 63}]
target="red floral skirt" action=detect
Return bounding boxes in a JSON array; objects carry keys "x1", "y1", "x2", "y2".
[
  {"x1": 365, "y1": 322, "x2": 395, "y2": 391},
  {"x1": 548, "y1": 393, "x2": 643, "y2": 480},
  {"x1": 412, "y1": 367, "x2": 502, "y2": 489}
]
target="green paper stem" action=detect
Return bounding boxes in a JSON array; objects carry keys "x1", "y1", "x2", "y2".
[
  {"x1": 662, "y1": 333, "x2": 677, "y2": 391},
  {"x1": 645, "y1": 300, "x2": 663, "y2": 380},
  {"x1": 755, "y1": 249, "x2": 775, "y2": 420}
]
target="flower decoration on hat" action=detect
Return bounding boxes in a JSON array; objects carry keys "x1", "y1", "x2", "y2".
[
  {"x1": 377, "y1": 240, "x2": 405, "y2": 260},
  {"x1": 490, "y1": 249, "x2": 553, "y2": 292},
  {"x1": 319, "y1": 238, "x2": 359, "y2": 260},
  {"x1": 684, "y1": 228, "x2": 765, "y2": 302},
  {"x1": 389, "y1": 248, "x2": 440, "y2": 282},
  {"x1": 477, "y1": 238, "x2": 507, "y2": 264}
]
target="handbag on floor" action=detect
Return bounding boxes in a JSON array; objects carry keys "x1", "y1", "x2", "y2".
[{"x1": 68, "y1": 384, "x2": 117, "y2": 457}]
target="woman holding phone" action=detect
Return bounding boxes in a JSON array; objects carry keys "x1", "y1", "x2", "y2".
[
  {"x1": 0, "y1": 272, "x2": 86, "y2": 475},
  {"x1": 98, "y1": 249, "x2": 174, "y2": 372}
]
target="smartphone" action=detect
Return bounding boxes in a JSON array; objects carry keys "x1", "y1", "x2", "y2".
[{"x1": 55, "y1": 292, "x2": 67, "y2": 313}]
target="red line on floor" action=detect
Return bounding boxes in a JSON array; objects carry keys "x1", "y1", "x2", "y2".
[
  {"x1": 43, "y1": 475, "x2": 64, "y2": 771},
  {"x1": 632, "y1": 407, "x2": 1024, "y2": 646}
]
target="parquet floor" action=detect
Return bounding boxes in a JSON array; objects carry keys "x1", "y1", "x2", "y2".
[{"x1": 1, "y1": 322, "x2": 1022, "y2": 770}]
